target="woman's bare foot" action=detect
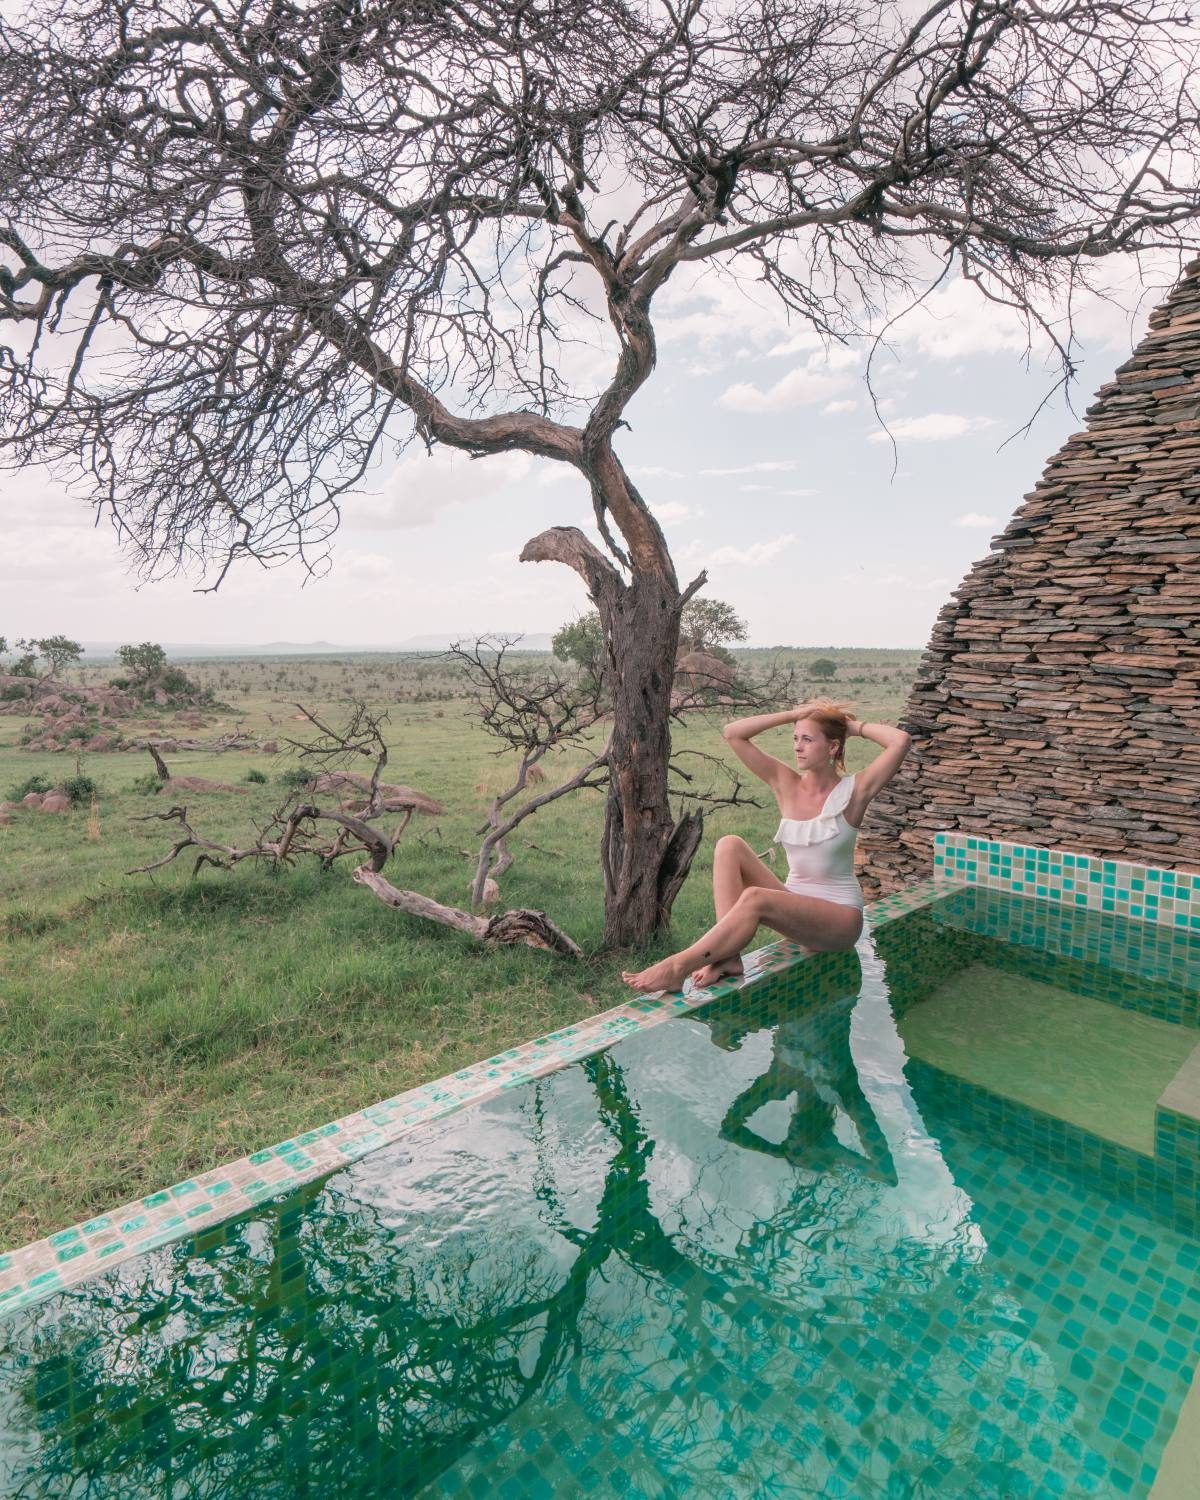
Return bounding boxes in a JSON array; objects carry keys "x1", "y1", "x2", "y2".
[
  {"x1": 691, "y1": 955, "x2": 745, "y2": 989},
  {"x1": 621, "y1": 954, "x2": 692, "y2": 994}
]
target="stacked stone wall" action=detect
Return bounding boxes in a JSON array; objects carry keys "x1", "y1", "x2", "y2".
[{"x1": 860, "y1": 260, "x2": 1200, "y2": 894}]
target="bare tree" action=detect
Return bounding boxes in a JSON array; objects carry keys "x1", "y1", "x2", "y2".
[
  {"x1": 2, "y1": 0, "x2": 1199, "y2": 945},
  {"x1": 128, "y1": 702, "x2": 585, "y2": 958},
  {"x1": 448, "y1": 636, "x2": 610, "y2": 909},
  {"x1": 453, "y1": 634, "x2": 775, "y2": 910}
]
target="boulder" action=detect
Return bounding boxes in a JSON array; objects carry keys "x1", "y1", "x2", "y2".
[
  {"x1": 674, "y1": 649, "x2": 737, "y2": 693},
  {"x1": 39, "y1": 793, "x2": 70, "y2": 813},
  {"x1": 21, "y1": 792, "x2": 44, "y2": 808}
]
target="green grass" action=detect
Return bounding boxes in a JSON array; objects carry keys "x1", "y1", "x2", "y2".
[{"x1": 0, "y1": 649, "x2": 917, "y2": 1243}]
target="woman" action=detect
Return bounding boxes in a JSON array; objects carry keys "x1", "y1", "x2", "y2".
[{"x1": 621, "y1": 700, "x2": 911, "y2": 994}]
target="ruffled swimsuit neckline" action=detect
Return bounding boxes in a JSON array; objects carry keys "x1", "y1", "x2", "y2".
[{"x1": 775, "y1": 774, "x2": 856, "y2": 848}]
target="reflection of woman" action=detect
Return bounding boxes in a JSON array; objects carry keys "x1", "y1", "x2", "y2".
[
  {"x1": 719, "y1": 1007, "x2": 897, "y2": 1183},
  {"x1": 622, "y1": 701, "x2": 911, "y2": 994},
  {"x1": 705, "y1": 951, "x2": 897, "y2": 1182}
]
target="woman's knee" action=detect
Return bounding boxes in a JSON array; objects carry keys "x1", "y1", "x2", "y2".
[
  {"x1": 734, "y1": 885, "x2": 767, "y2": 917},
  {"x1": 714, "y1": 834, "x2": 752, "y2": 862}
]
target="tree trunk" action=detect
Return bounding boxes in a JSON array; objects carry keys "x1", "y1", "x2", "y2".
[
  {"x1": 599, "y1": 572, "x2": 697, "y2": 948},
  {"x1": 522, "y1": 514, "x2": 708, "y2": 951}
]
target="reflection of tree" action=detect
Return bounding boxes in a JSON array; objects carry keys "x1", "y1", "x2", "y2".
[
  {"x1": 0, "y1": 954, "x2": 1112, "y2": 1500},
  {"x1": 0, "y1": 1048, "x2": 734, "y2": 1499},
  {"x1": 0, "y1": 959, "x2": 898, "y2": 1500}
]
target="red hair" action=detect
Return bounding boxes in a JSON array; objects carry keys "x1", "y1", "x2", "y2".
[{"x1": 796, "y1": 698, "x2": 854, "y2": 773}]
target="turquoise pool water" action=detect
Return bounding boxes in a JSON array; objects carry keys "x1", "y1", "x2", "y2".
[{"x1": 2, "y1": 889, "x2": 1200, "y2": 1497}]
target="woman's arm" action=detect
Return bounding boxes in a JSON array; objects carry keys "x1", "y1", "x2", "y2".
[
  {"x1": 846, "y1": 718, "x2": 912, "y2": 814},
  {"x1": 722, "y1": 708, "x2": 805, "y2": 791}
]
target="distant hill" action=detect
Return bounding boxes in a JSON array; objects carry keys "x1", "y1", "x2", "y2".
[
  {"x1": 77, "y1": 636, "x2": 921, "y2": 662},
  {"x1": 79, "y1": 633, "x2": 557, "y2": 660}
]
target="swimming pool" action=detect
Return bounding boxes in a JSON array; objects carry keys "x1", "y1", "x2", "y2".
[{"x1": 3, "y1": 864, "x2": 1200, "y2": 1497}]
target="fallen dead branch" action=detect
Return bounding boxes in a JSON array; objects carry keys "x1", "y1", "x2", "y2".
[
  {"x1": 127, "y1": 701, "x2": 584, "y2": 959},
  {"x1": 352, "y1": 868, "x2": 583, "y2": 958}
]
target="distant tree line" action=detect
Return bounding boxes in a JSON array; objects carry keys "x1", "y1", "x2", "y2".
[
  {"x1": 0, "y1": 634, "x2": 84, "y2": 678},
  {"x1": 0, "y1": 635, "x2": 203, "y2": 699}
]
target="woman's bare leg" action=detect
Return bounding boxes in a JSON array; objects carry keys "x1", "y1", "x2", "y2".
[
  {"x1": 712, "y1": 835, "x2": 784, "y2": 918},
  {"x1": 622, "y1": 886, "x2": 862, "y2": 994},
  {"x1": 693, "y1": 837, "x2": 787, "y2": 987}
]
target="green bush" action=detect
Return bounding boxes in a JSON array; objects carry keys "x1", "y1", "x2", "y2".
[
  {"x1": 159, "y1": 666, "x2": 194, "y2": 695},
  {"x1": 276, "y1": 767, "x2": 314, "y2": 790},
  {"x1": 9, "y1": 773, "x2": 52, "y2": 800},
  {"x1": 61, "y1": 774, "x2": 100, "y2": 807},
  {"x1": 128, "y1": 773, "x2": 164, "y2": 795},
  {"x1": 244, "y1": 768, "x2": 269, "y2": 784}
]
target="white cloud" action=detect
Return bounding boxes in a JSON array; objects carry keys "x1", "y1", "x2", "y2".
[
  {"x1": 868, "y1": 413, "x2": 995, "y2": 444},
  {"x1": 700, "y1": 460, "x2": 798, "y2": 476},
  {"x1": 738, "y1": 484, "x2": 817, "y2": 495},
  {"x1": 353, "y1": 448, "x2": 532, "y2": 529},
  {"x1": 632, "y1": 465, "x2": 685, "y2": 479},
  {"x1": 954, "y1": 512, "x2": 1000, "y2": 529},
  {"x1": 890, "y1": 279, "x2": 1034, "y2": 361},
  {"x1": 341, "y1": 551, "x2": 396, "y2": 580},
  {"x1": 822, "y1": 399, "x2": 858, "y2": 415},
  {"x1": 695, "y1": 534, "x2": 798, "y2": 567},
  {"x1": 719, "y1": 363, "x2": 854, "y2": 414},
  {"x1": 766, "y1": 327, "x2": 826, "y2": 358},
  {"x1": 535, "y1": 466, "x2": 577, "y2": 488},
  {"x1": 0, "y1": 523, "x2": 127, "y2": 589},
  {"x1": 652, "y1": 501, "x2": 700, "y2": 524}
]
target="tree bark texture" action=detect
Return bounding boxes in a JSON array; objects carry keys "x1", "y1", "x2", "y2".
[
  {"x1": 523, "y1": 442, "x2": 709, "y2": 949},
  {"x1": 598, "y1": 572, "x2": 689, "y2": 948}
]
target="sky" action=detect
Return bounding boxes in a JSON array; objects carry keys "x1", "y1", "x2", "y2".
[{"x1": 0, "y1": 253, "x2": 1187, "y2": 652}]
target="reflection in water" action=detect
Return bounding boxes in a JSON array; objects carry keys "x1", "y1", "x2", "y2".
[
  {"x1": 1, "y1": 928, "x2": 1194, "y2": 1497},
  {"x1": 706, "y1": 952, "x2": 897, "y2": 1183}
]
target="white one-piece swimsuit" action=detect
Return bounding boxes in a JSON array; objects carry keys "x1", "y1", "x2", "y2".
[{"x1": 774, "y1": 774, "x2": 864, "y2": 911}]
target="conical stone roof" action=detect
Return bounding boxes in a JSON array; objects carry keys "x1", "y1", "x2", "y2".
[{"x1": 860, "y1": 260, "x2": 1200, "y2": 894}]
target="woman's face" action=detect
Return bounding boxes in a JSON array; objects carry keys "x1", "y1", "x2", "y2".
[{"x1": 792, "y1": 717, "x2": 837, "y2": 770}]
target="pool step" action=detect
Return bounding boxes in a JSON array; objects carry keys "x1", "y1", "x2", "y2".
[{"x1": 898, "y1": 964, "x2": 1198, "y2": 1156}]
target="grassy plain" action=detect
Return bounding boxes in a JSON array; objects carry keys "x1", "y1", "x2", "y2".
[{"x1": 0, "y1": 647, "x2": 919, "y2": 1244}]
